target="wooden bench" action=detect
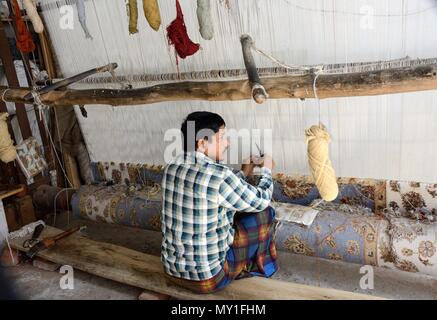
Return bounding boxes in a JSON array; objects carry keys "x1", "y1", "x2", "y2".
[{"x1": 9, "y1": 226, "x2": 384, "y2": 300}]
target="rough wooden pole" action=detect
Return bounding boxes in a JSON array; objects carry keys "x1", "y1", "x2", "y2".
[
  {"x1": 1, "y1": 63, "x2": 437, "y2": 107},
  {"x1": 240, "y1": 34, "x2": 267, "y2": 104}
]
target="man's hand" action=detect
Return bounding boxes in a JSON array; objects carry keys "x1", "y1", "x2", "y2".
[
  {"x1": 241, "y1": 156, "x2": 257, "y2": 177},
  {"x1": 257, "y1": 154, "x2": 275, "y2": 171},
  {"x1": 241, "y1": 155, "x2": 275, "y2": 176}
]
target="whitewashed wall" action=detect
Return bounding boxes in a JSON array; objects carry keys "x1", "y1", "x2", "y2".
[{"x1": 40, "y1": 0, "x2": 437, "y2": 182}]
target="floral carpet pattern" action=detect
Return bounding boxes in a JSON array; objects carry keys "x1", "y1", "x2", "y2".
[{"x1": 73, "y1": 161, "x2": 437, "y2": 278}]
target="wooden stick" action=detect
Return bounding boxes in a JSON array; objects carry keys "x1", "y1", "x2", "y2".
[
  {"x1": 23, "y1": 63, "x2": 118, "y2": 101},
  {"x1": 1, "y1": 63, "x2": 437, "y2": 107},
  {"x1": 240, "y1": 34, "x2": 267, "y2": 104}
]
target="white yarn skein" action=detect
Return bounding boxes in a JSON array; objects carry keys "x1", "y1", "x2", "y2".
[
  {"x1": 23, "y1": 0, "x2": 44, "y2": 34},
  {"x1": 197, "y1": 0, "x2": 214, "y2": 40}
]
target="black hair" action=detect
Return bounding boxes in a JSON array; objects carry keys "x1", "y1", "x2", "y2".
[{"x1": 180, "y1": 111, "x2": 226, "y2": 154}]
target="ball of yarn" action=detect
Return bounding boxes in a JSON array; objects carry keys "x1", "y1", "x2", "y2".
[
  {"x1": 143, "y1": 0, "x2": 161, "y2": 31},
  {"x1": 305, "y1": 124, "x2": 338, "y2": 201},
  {"x1": 0, "y1": 113, "x2": 17, "y2": 163},
  {"x1": 197, "y1": 0, "x2": 214, "y2": 40}
]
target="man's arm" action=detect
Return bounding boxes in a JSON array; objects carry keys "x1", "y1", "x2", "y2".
[
  {"x1": 218, "y1": 167, "x2": 273, "y2": 212},
  {"x1": 233, "y1": 169, "x2": 246, "y2": 180}
]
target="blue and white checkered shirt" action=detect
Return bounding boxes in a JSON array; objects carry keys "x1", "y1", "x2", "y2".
[{"x1": 161, "y1": 151, "x2": 274, "y2": 281}]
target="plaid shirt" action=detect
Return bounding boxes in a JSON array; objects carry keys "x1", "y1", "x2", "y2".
[{"x1": 161, "y1": 151, "x2": 274, "y2": 281}]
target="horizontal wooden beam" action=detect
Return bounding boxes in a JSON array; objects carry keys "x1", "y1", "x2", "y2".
[
  {"x1": 1, "y1": 63, "x2": 437, "y2": 107},
  {"x1": 9, "y1": 226, "x2": 384, "y2": 300}
]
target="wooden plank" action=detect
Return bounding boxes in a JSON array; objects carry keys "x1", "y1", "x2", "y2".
[
  {"x1": 0, "y1": 20, "x2": 32, "y2": 138},
  {"x1": 1, "y1": 62, "x2": 437, "y2": 106},
  {"x1": 0, "y1": 185, "x2": 25, "y2": 200},
  {"x1": 9, "y1": 226, "x2": 384, "y2": 300}
]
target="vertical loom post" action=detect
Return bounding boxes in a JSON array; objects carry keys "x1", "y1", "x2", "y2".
[
  {"x1": 0, "y1": 21, "x2": 32, "y2": 139},
  {"x1": 240, "y1": 34, "x2": 267, "y2": 104}
]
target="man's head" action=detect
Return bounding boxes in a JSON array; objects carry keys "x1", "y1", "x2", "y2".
[{"x1": 181, "y1": 111, "x2": 229, "y2": 162}]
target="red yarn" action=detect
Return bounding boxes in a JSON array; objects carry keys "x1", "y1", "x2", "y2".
[
  {"x1": 12, "y1": 0, "x2": 35, "y2": 53},
  {"x1": 166, "y1": 0, "x2": 200, "y2": 64}
]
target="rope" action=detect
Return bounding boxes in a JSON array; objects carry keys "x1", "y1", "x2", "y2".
[
  {"x1": 53, "y1": 187, "x2": 75, "y2": 227},
  {"x1": 0, "y1": 89, "x2": 10, "y2": 103},
  {"x1": 251, "y1": 44, "x2": 310, "y2": 71},
  {"x1": 53, "y1": 107, "x2": 74, "y2": 188},
  {"x1": 39, "y1": 105, "x2": 74, "y2": 188},
  {"x1": 311, "y1": 66, "x2": 324, "y2": 124}
]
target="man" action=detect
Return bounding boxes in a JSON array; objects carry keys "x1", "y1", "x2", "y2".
[{"x1": 161, "y1": 111, "x2": 278, "y2": 293}]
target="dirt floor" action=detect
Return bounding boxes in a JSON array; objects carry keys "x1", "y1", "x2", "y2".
[{"x1": 4, "y1": 211, "x2": 437, "y2": 300}]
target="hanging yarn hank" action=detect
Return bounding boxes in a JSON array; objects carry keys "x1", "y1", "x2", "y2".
[
  {"x1": 127, "y1": 0, "x2": 139, "y2": 34},
  {"x1": 143, "y1": 0, "x2": 161, "y2": 31},
  {"x1": 166, "y1": 0, "x2": 200, "y2": 67},
  {"x1": 0, "y1": 113, "x2": 17, "y2": 163},
  {"x1": 77, "y1": 0, "x2": 93, "y2": 39},
  {"x1": 22, "y1": 0, "x2": 43, "y2": 34},
  {"x1": 12, "y1": 0, "x2": 35, "y2": 53},
  {"x1": 197, "y1": 0, "x2": 214, "y2": 40}
]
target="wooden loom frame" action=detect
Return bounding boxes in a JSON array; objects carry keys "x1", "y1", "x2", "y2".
[
  {"x1": 0, "y1": 21, "x2": 428, "y2": 298},
  {"x1": 2, "y1": 33, "x2": 437, "y2": 107},
  {"x1": 1, "y1": 59, "x2": 437, "y2": 107}
]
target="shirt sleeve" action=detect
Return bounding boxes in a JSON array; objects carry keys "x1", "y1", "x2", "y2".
[
  {"x1": 218, "y1": 167, "x2": 273, "y2": 212},
  {"x1": 233, "y1": 169, "x2": 246, "y2": 180}
]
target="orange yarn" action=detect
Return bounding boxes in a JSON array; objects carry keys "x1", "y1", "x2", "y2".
[{"x1": 12, "y1": 0, "x2": 35, "y2": 53}]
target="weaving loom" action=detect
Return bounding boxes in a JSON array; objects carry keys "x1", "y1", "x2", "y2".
[{"x1": 13, "y1": 0, "x2": 434, "y2": 181}]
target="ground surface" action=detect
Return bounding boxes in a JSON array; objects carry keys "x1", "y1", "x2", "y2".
[{"x1": 4, "y1": 211, "x2": 437, "y2": 300}]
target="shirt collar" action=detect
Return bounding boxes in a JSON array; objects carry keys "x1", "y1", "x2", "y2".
[{"x1": 182, "y1": 151, "x2": 216, "y2": 164}]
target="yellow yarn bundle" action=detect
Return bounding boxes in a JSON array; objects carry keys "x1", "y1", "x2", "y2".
[
  {"x1": 23, "y1": 0, "x2": 44, "y2": 34},
  {"x1": 305, "y1": 124, "x2": 338, "y2": 201},
  {"x1": 127, "y1": 0, "x2": 139, "y2": 34},
  {"x1": 143, "y1": 0, "x2": 161, "y2": 31},
  {"x1": 0, "y1": 113, "x2": 17, "y2": 163}
]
